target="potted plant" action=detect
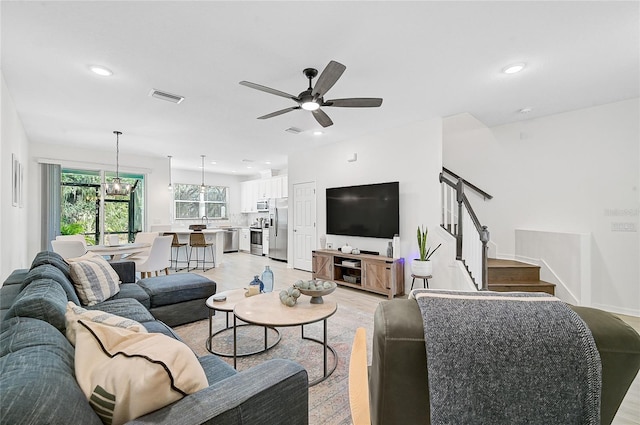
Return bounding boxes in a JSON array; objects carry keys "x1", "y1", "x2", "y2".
[{"x1": 412, "y1": 225, "x2": 441, "y2": 276}]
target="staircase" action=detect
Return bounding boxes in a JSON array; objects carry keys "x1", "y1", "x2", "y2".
[{"x1": 487, "y1": 259, "x2": 555, "y2": 295}]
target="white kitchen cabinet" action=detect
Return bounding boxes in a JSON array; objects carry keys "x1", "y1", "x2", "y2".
[
  {"x1": 240, "y1": 175, "x2": 289, "y2": 214},
  {"x1": 239, "y1": 228, "x2": 250, "y2": 252},
  {"x1": 240, "y1": 181, "x2": 252, "y2": 213}
]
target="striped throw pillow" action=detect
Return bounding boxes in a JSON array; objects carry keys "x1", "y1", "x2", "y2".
[
  {"x1": 65, "y1": 302, "x2": 147, "y2": 346},
  {"x1": 69, "y1": 253, "x2": 120, "y2": 306}
]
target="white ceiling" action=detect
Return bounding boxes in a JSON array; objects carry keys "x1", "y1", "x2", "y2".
[{"x1": 2, "y1": 1, "x2": 638, "y2": 175}]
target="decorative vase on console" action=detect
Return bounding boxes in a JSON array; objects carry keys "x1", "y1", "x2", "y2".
[
  {"x1": 319, "y1": 235, "x2": 327, "y2": 249},
  {"x1": 341, "y1": 243, "x2": 353, "y2": 254}
]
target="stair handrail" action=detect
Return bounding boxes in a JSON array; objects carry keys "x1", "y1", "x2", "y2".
[
  {"x1": 439, "y1": 172, "x2": 490, "y2": 290},
  {"x1": 442, "y1": 167, "x2": 493, "y2": 200}
]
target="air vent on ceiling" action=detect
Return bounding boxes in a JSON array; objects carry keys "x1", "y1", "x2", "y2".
[
  {"x1": 285, "y1": 127, "x2": 302, "y2": 134},
  {"x1": 148, "y1": 89, "x2": 184, "y2": 104}
]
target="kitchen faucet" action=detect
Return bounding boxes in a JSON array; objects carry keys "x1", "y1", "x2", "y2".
[{"x1": 201, "y1": 216, "x2": 209, "y2": 225}]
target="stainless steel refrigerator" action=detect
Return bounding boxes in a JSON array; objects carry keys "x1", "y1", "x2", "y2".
[{"x1": 268, "y1": 198, "x2": 288, "y2": 261}]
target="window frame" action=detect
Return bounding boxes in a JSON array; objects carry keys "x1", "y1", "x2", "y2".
[{"x1": 173, "y1": 183, "x2": 229, "y2": 220}]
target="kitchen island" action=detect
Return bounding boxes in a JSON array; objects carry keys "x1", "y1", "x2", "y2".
[{"x1": 169, "y1": 228, "x2": 226, "y2": 267}]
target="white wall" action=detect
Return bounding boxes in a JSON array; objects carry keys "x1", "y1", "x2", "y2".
[
  {"x1": 443, "y1": 99, "x2": 640, "y2": 315},
  {"x1": 1, "y1": 72, "x2": 30, "y2": 281},
  {"x1": 288, "y1": 118, "x2": 444, "y2": 292}
]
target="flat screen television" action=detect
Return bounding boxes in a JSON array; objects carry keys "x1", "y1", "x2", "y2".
[{"x1": 326, "y1": 181, "x2": 399, "y2": 239}]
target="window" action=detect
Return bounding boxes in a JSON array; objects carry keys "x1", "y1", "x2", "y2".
[
  {"x1": 174, "y1": 184, "x2": 228, "y2": 220},
  {"x1": 61, "y1": 169, "x2": 145, "y2": 244}
]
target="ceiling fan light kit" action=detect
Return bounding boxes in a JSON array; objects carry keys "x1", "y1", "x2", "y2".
[{"x1": 240, "y1": 60, "x2": 383, "y2": 128}]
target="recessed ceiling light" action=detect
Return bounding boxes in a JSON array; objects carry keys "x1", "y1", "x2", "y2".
[
  {"x1": 265, "y1": 161, "x2": 271, "y2": 165},
  {"x1": 210, "y1": 161, "x2": 217, "y2": 165},
  {"x1": 313, "y1": 131, "x2": 323, "y2": 136},
  {"x1": 247, "y1": 166, "x2": 253, "y2": 169},
  {"x1": 89, "y1": 65, "x2": 113, "y2": 76},
  {"x1": 518, "y1": 107, "x2": 533, "y2": 114},
  {"x1": 502, "y1": 63, "x2": 526, "y2": 74}
]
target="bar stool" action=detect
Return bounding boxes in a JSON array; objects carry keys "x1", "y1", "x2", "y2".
[
  {"x1": 164, "y1": 232, "x2": 188, "y2": 271},
  {"x1": 188, "y1": 232, "x2": 215, "y2": 271},
  {"x1": 410, "y1": 273, "x2": 431, "y2": 290}
]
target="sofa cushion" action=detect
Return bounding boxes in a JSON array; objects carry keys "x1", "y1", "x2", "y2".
[
  {"x1": 108, "y1": 260, "x2": 136, "y2": 284},
  {"x1": 138, "y1": 273, "x2": 216, "y2": 307},
  {"x1": 75, "y1": 320, "x2": 208, "y2": 425},
  {"x1": 198, "y1": 354, "x2": 237, "y2": 384},
  {"x1": 0, "y1": 317, "x2": 102, "y2": 425},
  {"x1": 31, "y1": 251, "x2": 72, "y2": 280},
  {"x1": 86, "y1": 298, "x2": 155, "y2": 323},
  {"x1": 65, "y1": 302, "x2": 147, "y2": 346},
  {"x1": 21, "y1": 264, "x2": 81, "y2": 305},
  {"x1": 69, "y1": 253, "x2": 121, "y2": 306},
  {"x1": 4, "y1": 279, "x2": 68, "y2": 333},
  {"x1": 142, "y1": 320, "x2": 183, "y2": 339},
  {"x1": 0, "y1": 284, "x2": 22, "y2": 311},
  {"x1": 108, "y1": 282, "x2": 151, "y2": 309},
  {"x1": 2, "y1": 268, "x2": 29, "y2": 286}
]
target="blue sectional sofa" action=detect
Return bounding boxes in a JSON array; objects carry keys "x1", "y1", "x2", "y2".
[{"x1": 0, "y1": 251, "x2": 308, "y2": 425}]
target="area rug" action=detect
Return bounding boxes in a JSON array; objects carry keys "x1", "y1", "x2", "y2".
[{"x1": 173, "y1": 303, "x2": 374, "y2": 425}]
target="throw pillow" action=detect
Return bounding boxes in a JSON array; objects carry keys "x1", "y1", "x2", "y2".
[
  {"x1": 65, "y1": 302, "x2": 147, "y2": 346},
  {"x1": 69, "y1": 252, "x2": 121, "y2": 306},
  {"x1": 75, "y1": 320, "x2": 208, "y2": 425}
]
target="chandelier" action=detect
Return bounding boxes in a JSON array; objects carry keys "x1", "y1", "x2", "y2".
[{"x1": 103, "y1": 131, "x2": 131, "y2": 196}]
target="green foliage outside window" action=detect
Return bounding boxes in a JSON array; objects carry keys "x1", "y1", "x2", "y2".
[{"x1": 61, "y1": 169, "x2": 144, "y2": 244}]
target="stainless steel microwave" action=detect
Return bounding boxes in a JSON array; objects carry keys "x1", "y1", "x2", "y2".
[{"x1": 256, "y1": 199, "x2": 269, "y2": 211}]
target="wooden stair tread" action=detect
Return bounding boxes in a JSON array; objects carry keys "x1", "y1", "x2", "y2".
[
  {"x1": 487, "y1": 259, "x2": 539, "y2": 268},
  {"x1": 486, "y1": 259, "x2": 555, "y2": 295},
  {"x1": 489, "y1": 281, "x2": 555, "y2": 287}
]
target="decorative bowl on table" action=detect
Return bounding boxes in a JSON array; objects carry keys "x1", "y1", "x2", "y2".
[{"x1": 293, "y1": 280, "x2": 337, "y2": 304}]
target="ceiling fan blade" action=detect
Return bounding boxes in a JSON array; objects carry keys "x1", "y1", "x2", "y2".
[
  {"x1": 312, "y1": 108, "x2": 334, "y2": 128},
  {"x1": 312, "y1": 60, "x2": 346, "y2": 99},
  {"x1": 324, "y1": 98, "x2": 383, "y2": 108},
  {"x1": 239, "y1": 81, "x2": 298, "y2": 101},
  {"x1": 257, "y1": 106, "x2": 300, "y2": 120}
]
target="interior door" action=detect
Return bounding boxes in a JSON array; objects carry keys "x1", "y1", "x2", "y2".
[{"x1": 293, "y1": 181, "x2": 316, "y2": 271}]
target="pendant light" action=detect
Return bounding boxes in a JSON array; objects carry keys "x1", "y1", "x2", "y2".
[
  {"x1": 103, "y1": 131, "x2": 131, "y2": 196},
  {"x1": 200, "y1": 155, "x2": 206, "y2": 193},
  {"x1": 167, "y1": 155, "x2": 173, "y2": 191}
]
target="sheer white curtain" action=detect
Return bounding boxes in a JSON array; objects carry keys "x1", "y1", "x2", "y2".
[{"x1": 41, "y1": 163, "x2": 61, "y2": 251}]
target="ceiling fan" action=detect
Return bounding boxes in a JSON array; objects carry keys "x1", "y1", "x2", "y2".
[{"x1": 239, "y1": 60, "x2": 383, "y2": 128}]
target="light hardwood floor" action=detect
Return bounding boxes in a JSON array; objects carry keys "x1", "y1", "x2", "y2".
[{"x1": 182, "y1": 251, "x2": 639, "y2": 424}]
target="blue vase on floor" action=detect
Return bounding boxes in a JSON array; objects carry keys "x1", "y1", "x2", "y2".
[{"x1": 261, "y1": 266, "x2": 274, "y2": 293}]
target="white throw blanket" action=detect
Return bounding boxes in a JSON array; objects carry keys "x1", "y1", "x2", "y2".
[{"x1": 411, "y1": 289, "x2": 601, "y2": 425}]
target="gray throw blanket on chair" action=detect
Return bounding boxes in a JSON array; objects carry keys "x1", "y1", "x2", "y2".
[{"x1": 412, "y1": 290, "x2": 601, "y2": 425}]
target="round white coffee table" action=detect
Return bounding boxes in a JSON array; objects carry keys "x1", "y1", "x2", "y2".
[
  {"x1": 233, "y1": 291, "x2": 338, "y2": 386},
  {"x1": 205, "y1": 289, "x2": 280, "y2": 357}
]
